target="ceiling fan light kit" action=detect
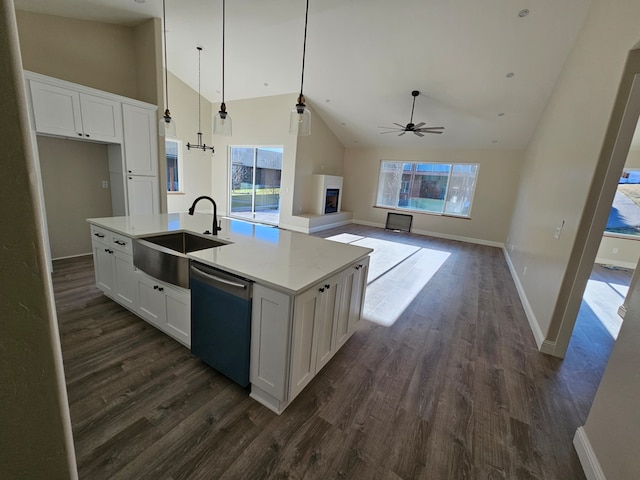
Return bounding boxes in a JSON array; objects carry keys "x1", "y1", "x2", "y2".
[
  {"x1": 289, "y1": 0, "x2": 311, "y2": 136},
  {"x1": 379, "y1": 90, "x2": 444, "y2": 137},
  {"x1": 159, "y1": 0, "x2": 177, "y2": 137},
  {"x1": 213, "y1": 0, "x2": 232, "y2": 136}
]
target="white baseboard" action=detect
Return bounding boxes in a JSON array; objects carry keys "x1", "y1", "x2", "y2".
[
  {"x1": 52, "y1": 252, "x2": 92, "y2": 261},
  {"x1": 308, "y1": 219, "x2": 352, "y2": 233},
  {"x1": 574, "y1": 427, "x2": 606, "y2": 480},
  {"x1": 502, "y1": 246, "x2": 546, "y2": 350},
  {"x1": 595, "y1": 257, "x2": 637, "y2": 269},
  {"x1": 351, "y1": 220, "x2": 504, "y2": 248}
]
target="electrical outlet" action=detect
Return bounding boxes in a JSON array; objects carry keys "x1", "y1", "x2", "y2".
[
  {"x1": 101, "y1": 180, "x2": 109, "y2": 189},
  {"x1": 554, "y1": 219, "x2": 565, "y2": 239}
]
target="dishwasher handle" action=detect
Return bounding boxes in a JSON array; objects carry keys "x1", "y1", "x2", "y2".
[{"x1": 190, "y1": 263, "x2": 252, "y2": 299}]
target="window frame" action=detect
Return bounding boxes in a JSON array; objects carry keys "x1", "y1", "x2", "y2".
[
  {"x1": 375, "y1": 160, "x2": 479, "y2": 218},
  {"x1": 165, "y1": 138, "x2": 184, "y2": 194}
]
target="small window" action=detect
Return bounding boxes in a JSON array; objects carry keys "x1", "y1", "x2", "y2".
[
  {"x1": 605, "y1": 169, "x2": 640, "y2": 236},
  {"x1": 166, "y1": 139, "x2": 183, "y2": 193},
  {"x1": 376, "y1": 160, "x2": 479, "y2": 217}
]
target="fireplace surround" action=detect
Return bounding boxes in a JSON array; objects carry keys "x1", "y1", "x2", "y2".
[{"x1": 311, "y1": 174, "x2": 343, "y2": 215}]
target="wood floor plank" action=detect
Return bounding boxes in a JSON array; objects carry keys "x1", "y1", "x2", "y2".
[{"x1": 49, "y1": 224, "x2": 622, "y2": 479}]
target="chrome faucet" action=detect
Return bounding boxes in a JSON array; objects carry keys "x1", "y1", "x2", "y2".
[{"x1": 188, "y1": 196, "x2": 221, "y2": 236}]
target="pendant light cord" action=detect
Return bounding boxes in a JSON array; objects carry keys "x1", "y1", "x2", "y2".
[
  {"x1": 410, "y1": 95, "x2": 416, "y2": 124},
  {"x1": 221, "y1": 0, "x2": 225, "y2": 105},
  {"x1": 299, "y1": 0, "x2": 309, "y2": 98},
  {"x1": 163, "y1": 0, "x2": 169, "y2": 110},
  {"x1": 197, "y1": 46, "x2": 202, "y2": 133}
]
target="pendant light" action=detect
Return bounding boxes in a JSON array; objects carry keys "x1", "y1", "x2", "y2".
[
  {"x1": 159, "y1": 0, "x2": 177, "y2": 137},
  {"x1": 213, "y1": 0, "x2": 231, "y2": 136},
  {"x1": 187, "y1": 46, "x2": 215, "y2": 153},
  {"x1": 289, "y1": 0, "x2": 311, "y2": 136}
]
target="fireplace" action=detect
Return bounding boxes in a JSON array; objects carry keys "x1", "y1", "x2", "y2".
[
  {"x1": 325, "y1": 188, "x2": 340, "y2": 214},
  {"x1": 312, "y1": 174, "x2": 343, "y2": 215}
]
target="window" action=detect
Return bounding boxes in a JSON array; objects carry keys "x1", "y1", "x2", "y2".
[
  {"x1": 376, "y1": 161, "x2": 479, "y2": 217},
  {"x1": 605, "y1": 169, "x2": 640, "y2": 236},
  {"x1": 229, "y1": 146, "x2": 283, "y2": 224},
  {"x1": 166, "y1": 139, "x2": 183, "y2": 193}
]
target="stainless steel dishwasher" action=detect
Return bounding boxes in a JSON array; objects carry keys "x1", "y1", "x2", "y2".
[{"x1": 189, "y1": 261, "x2": 253, "y2": 387}]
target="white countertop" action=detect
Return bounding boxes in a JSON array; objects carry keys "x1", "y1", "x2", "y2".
[{"x1": 87, "y1": 213, "x2": 372, "y2": 294}]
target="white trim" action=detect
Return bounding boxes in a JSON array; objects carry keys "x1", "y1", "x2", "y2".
[
  {"x1": 573, "y1": 427, "x2": 606, "y2": 480},
  {"x1": 308, "y1": 219, "x2": 352, "y2": 233},
  {"x1": 502, "y1": 246, "x2": 546, "y2": 349},
  {"x1": 352, "y1": 219, "x2": 504, "y2": 248}
]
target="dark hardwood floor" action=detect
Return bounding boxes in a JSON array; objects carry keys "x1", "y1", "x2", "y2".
[{"x1": 52, "y1": 224, "x2": 619, "y2": 479}]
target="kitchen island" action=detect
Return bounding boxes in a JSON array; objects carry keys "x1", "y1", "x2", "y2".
[{"x1": 87, "y1": 213, "x2": 372, "y2": 413}]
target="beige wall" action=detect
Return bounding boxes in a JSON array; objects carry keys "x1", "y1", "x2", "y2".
[
  {"x1": 0, "y1": 1, "x2": 76, "y2": 477},
  {"x1": 343, "y1": 148, "x2": 523, "y2": 245},
  {"x1": 596, "y1": 236, "x2": 640, "y2": 268},
  {"x1": 16, "y1": 10, "x2": 138, "y2": 99},
  {"x1": 38, "y1": 137, "x2": 113, "y2": 259},
  {"x1": 505, "y1": 0, "x2": 640, "y2": 342},
  {"x1": 165, "y1": 72, "x2": 213, "y2": 214},
  {"x1": 295, "y1": 103, "x2": 345, "y2": 214},
  {"x1": 213, "y1": 93, "x2": 300, "y2": 226}
]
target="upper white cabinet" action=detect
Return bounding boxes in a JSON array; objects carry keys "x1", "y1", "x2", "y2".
[
  {"x1": 122, "y1": 103, "x2": 158, "y2": 176},
  {"x1": 30, "y1": 80, "x2": 122, "y2": 143}
]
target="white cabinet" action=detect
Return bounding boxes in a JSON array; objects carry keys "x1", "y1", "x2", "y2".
[
  {"x1": 250, "y1": 260, "x2": 369, "y2": 414},
  {"x1": 122, "y1": 103, "x2": 158, "y2": 176},
  {"x1": 136, "y1": 270, "x2": 190, "y2": 347},
  {"x1": 29, "y1": 80, "x2": 122, "y2": 143},
  {"x1": 90, "y1": 225, "x2": 137, "y2": 310},
  {"x1": 127, "y1": 175, "x2": 159, "y2": 215}
]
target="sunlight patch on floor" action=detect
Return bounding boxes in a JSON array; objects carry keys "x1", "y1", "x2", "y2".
[
  {"x1": 326, "y1": 234, "x2": 451, "y2": 327},
  {"x1": 583, "y1": 278, "x2": 627, "y2": 339}
]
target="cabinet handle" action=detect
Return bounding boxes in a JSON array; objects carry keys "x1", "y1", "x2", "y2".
[
  {"x1": 128, "y1": 170, "x2": 132, "y2": 173},
  {"x1": 104, "y1": 248, "x2": 113, "y2": 254},
  {"x1": 77, "y1": 133, "x2": 83, "y2": 137},
  {"x1": 85, "y1": 134, "x2": 90, "y2": 137},
  {"x1": 114, "y1": 240, "x2": 126, "y2": 246},
  {"x1": 325, "y1": 284, "x2": 331, "y2": 290},
  {"x1": 153, "y1": 285, "x2": 158, "y2": 290},
  {"x1": 94, "y1": 233, "x2": 105, "y2": 238},
  {"x1": 319, "y1": 287, "x2": 325, "y2": 293},
  {"x1": 158, "y1": 287, "x2": 164, "y2": 292}
]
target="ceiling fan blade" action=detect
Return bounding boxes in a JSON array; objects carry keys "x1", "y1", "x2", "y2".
[
  {"x1": 422, "y1": 130, "x2": 443, "y2": 134},
  {"x1": 413, "y1": 122, "x2": 425, "y2": 129},
  {"x1": 414, "y1": 131, "x2": 424, "y2": 137},
  {"x1": 379, "y1": 130, "x2": 399, "y2": 134},
  {"x1": 393, "y1": 123, "x2": 406, "y2": 129},
  {"x1": 398, "y1": 131, "x2": 406, "y2": 136},
  {"x1": 417, "y1": 126, "x2": 444, "y2": 130}
]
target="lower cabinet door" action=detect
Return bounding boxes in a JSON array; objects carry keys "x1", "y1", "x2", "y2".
[
  {"x1": 93, "y1": 241, "x2": 115, "y2": 295},
  {"x1": 315, "y1": 273, "x2": 342, "y2": 372},
  {"x1": 289, "y1": 286, "x2": 322, "y2": 401},
  {"x1": 164, "y1": 285, "x2": 190, "y2": 347},
  {"x1": 113, "y1": 250, "x2": 137, "y2": 309},
  {"x1": 136, "y1": 272, "x2": 165, "y2": 328}
]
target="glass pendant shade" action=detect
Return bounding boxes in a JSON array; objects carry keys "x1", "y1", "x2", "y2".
[
  {"x1": 289, "y1": 104, "x2": 311, "y2": 136},
  {"x1": 159, "y1": 110, "x2": 177, "y2": 137},
  {"x1": 213, "y1": 104, "x2": 232, "y2": 136}
]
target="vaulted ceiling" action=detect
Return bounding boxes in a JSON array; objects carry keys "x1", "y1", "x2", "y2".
[{"x1": 14, "y1": 0, "x2": 593, "y2": 149}]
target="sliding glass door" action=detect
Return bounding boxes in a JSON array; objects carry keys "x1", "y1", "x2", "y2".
[{"x1": 229, "y1": 146, "x2": 282, "y2": 225}]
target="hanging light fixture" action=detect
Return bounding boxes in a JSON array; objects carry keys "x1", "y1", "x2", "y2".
[
  {"x1": 213, "y1": 0, "x2": 231, "y2": 136},
  {"x1": 159, "y1": 0, "x2": 177, "y2": 137},
  {"x1": 187, "y1": 46, "x2": 215, "y2": 153},
  {"x1": 289, "y1": 0, "x2": 311, "y2": 136}
]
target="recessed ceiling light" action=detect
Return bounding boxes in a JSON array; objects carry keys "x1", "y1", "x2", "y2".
[
  {"x1": 506, "y1": 72, "x2": 515, "y2": 78},
  {"x1": 216, "y1": 89, "x2": 221, "y2": 94},
  {"x1": 341, "y1": 122, "x2": 346, "y2": 126},
  {"x1": 263, "y1": 82, "x2": 269, "y2": 87},
  {"x1": 134, "y1": 0, "x2": 146, "y2": 3},
  {"x1": 518, "y1": 9, "x2": 529, "y2": 18},
  {"x1": 354, "y1": 140, "x2": 359, "y2": 143},
  {"x1": 492, "y1": 140, "x2": 498, "y2": 144},
  {"x1": 498, "y1": 112, "x2": 505, "y2": 117},
  {"x1": 325, "y1": 99, "x2": 330, "y2": 103}
]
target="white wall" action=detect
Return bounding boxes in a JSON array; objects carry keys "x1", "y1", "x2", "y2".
[
  {"x1": 343, "y1": 147, "x2": 523, "y2": 245},
  {"x1": 596, "y1": 235, "x2": 640, "y2": 269},
  {"x1": 505, "y1": 0, "x2": 640, "y2": 342}
]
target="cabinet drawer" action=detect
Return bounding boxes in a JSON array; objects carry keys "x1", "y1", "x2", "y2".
[
  {"x1": 90, "y1": 225, "x2": 109, "y2": 243},
  {"x1": 110, "y1": 232, "x2": 133, "y2": 254}
]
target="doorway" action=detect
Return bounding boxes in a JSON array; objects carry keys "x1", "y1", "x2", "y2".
[
  {"x1": 229, "y1": 146, "x2": 282, "y2": 226},
  {"x1": 551, "y1": 53, "x2": 640, "y2": 357}
]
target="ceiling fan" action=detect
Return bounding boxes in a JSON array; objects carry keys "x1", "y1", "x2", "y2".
[{"x1": 379, "y1": 90, "x2": 444, "y2": 137}]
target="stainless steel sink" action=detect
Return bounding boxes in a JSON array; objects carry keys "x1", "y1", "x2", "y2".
[{"x1": 133, "y1": 232, "x2": 228, "y2": 288}]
